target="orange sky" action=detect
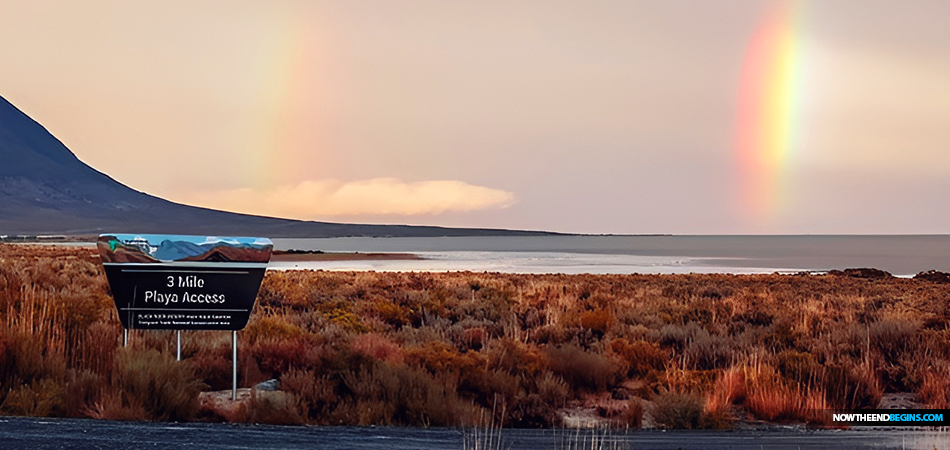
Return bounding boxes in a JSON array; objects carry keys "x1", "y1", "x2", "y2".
[{"x1": 2, "y1": 1, "x2": 949, "y2": 234}]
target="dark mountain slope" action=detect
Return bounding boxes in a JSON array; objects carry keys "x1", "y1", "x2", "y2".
[{"x1": 0, "y1": 95, "x2": 552, "y2": 237}]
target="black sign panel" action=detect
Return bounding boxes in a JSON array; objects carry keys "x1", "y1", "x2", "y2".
[
  {"x1": 98, "y1": 234, "x2": 272, "y2": 331},
  {"x1": 103, "y1": 264, "x2": 266, "y2": 330}
]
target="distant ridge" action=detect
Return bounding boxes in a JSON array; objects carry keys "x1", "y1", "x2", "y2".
[{"x1": 0, "y1": 95, "x2": 555, "y2": 238}]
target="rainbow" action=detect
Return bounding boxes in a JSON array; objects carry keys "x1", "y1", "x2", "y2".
[
  {"x1": 254, "y1": 16, "x2": 316, "y2": 189},
  {"x1": 735, "y1": 2, "x2": 803, "y2": 225},
  {"x1": 243, "y1": 10, "x2": 337, "y2": 191}
]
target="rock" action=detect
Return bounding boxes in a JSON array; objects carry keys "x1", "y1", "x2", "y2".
[
  {"x1": 611, "y1": 387, "x2": 633, "y2": 400},
  {"x1": 879, "y1": 393, "x2": 922, "y2": 409},
  {"x1": 558, "y1": 407, "x2": 610, "y2": 429},
  {"x1": 255, "y1": 379, "x2": 280, "y2": 391},
  {"x1": 914, "y1": 270, "x2": 950, "y2": 284},
  {"x1": 197, "y1": 389, "x2": 251, "y2": 422},
  {"x1": 828, "y1": 268, "x2": 893, "y2": 279}
]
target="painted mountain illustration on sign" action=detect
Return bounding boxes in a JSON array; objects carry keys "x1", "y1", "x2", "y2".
[
  {"x1": 97, "y1": 234, "x2": 273, "y2": 263},
  {"x1": 154, "y1": 239, "x2": 208, "y2": 261},
  {"x1": 0, "y1": 95, "x2": 551, "y2": 237}
]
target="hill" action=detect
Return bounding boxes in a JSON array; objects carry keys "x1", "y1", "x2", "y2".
[{"x1": 0, "y1": 95, "x2": 552, "y2": 238}]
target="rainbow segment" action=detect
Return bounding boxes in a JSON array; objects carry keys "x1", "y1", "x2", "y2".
[
  {"x1": 735, "y1": 2, "x2": 803, "y2": 224},
  {"x1": 247, "y1": 9, "x2": 338, "y2": 191},
  {"x1": 254, "y1": 17, "x2": 314, "y2": 189}
]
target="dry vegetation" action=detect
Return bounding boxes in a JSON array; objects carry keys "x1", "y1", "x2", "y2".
[{"x1": 1, "y1": 244, "x2": 949, "y2": 428}]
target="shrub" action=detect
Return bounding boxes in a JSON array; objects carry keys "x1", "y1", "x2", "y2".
[
  {"x1": 111, "y1": 348, "x2": 204, "y2": 421},
  {"x1": 246, "y1": 389, "x2": 305, "y2": 425},
  {"x1": 65, "y1": 369, "x2": 103, "y2": 418},
  {"x1": 652, "y1": 391, "x2": 705, "y2": 429},
  {"x1": 545, "y1": 344, "x2": 619, "y2": 392},
  {"x1": 252, "y1": 337, "x2": 330, "y2": 377},
  {"x1": 316, "y1": 299, "x2": 368, "y2": 333},
  {"x1": 487, "y1": 339, "x2": 544, "y2": 379},
  {"x1": 743, "y1": 363, "x2": 829, "y2": 425},
  {"x1": 1, "y1": 331, "x2": 67, "y2": 387},
  {"x1": 623, "y1": 398, "x2": 644, "y2": 428},
  {"x1": 870, "y1": 319, "x2": 920, "y2": 391},
  {"x1": 821, "y1": 363, "x2": 881, "y2": 410},
  {"x1": 79, "y1": 321, "x2": 118, "y2": 375},
  {"x1": 609, "y1": 338, "x2": 666, "y2": 377},
  {"x1": 403, "y1": 340, "x2": 466, "y2": 374},
  {"x1": 654, "y1": 323, "x2": 699, "y2": 351},
  {"x1": 189, "y1": 344, "x2": 232, "y2": 390},
  {"x1": 0, "y1": 378, "x2": 66, "y2": 417},
  {"x1": 86, "y1": 390, "x2": 148, "y2": 421},
  {"x1": 373, "y1": 299, "x2": 408, "y2": 328},
  {"x1": 280, "y1": 369, "x2": 336, "y2": 420},
  {"x1": 918, "y1": 366, "x2": 950, "y2": 408},
  {"x1": 508, "y1": 392, "x2": 558, "y2": 427},
  {"x1": 870, "y1": 319, "x2": 918, "y2": 361},
  {"x1": 351, "y1": 333, "x2": 402, "y2": 364},
  {"x1": 763, "y1": 321, "x2": 801, "y2": 351},
  {"x1": 702, "y1": 367, "x2": 745, "y2": 429},
  {"x1": 244, "y1": 315, "x2": 305, "y2": 342},
  {"x1": 338, "y1": 361, "x2": 476, "y2": 426},
  {"x1": 776, "y1": 350, "x2": 819, "y2": 385},
  {"x1": 536, "y1": 371, "x2": 569, "y2": 408},
  {"x1": 578, "y1": 309, "x2": 613, "y2": 335},
  {"x1": 463, "y1": 327, "x2": 488, "y2": 351},
  {"x1": 745, "y1": 383, "x2": 828, "y2": 425},
  {"x1": 684, "y1": 329, "x2": 732, "y2": 370}
]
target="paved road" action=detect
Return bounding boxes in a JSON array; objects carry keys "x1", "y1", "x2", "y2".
[{"x1": 0, "y1": 417, "x2": 947, "y2": 450}]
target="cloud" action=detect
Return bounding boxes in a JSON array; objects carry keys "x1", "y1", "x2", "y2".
[
  {"x1": 201, "y1": 237, "x2": 240, "y2": 245},
  {"x1": 177, "y1": 178, "x2": 516, "y2": 219}
]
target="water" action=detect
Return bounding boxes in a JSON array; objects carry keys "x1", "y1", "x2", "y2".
[
  {"x1": 271, "y1": 235, "x2": 950, "y2": 276},
  {"x1": 0, "y1": 417, "x2": 946, "y2": 449}
]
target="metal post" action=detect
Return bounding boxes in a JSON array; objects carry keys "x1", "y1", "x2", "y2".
[
  {"x1": 232, "y1": 330, "x2": 238, "y2": 401},
  {"x1": 123, "y1": 329, "x2": 128, "y2": 347},
  {"x1": 176, "y1": 330, "x2": 182, "y2": 361}
]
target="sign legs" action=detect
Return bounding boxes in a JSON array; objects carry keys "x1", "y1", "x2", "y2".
[
  {"x1": 118, "y1": 329, "x2": 240, "y2": 400},
  {"x1": 232, "y1": 330, "x2": 238, "y2": 401}
]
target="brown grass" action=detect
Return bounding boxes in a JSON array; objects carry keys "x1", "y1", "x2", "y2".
[
  {"x1": 2, "y1": 243, "x2": 949, "y2": 427},
  {"x1": 743, "y1": 361, "x2": 829, "y2": 425}
]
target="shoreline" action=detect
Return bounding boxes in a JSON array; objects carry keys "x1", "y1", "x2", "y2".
[
  {"x1": 271, "y1": 250, "x2": 424, "y2": 262},
  {"x1": 5, "y1": 237, "x2": 949, "y2": 276}
]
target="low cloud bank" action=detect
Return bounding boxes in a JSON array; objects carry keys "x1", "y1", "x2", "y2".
[{"x1": 179, "y1": 178, "x2": 516, "y2": 219}]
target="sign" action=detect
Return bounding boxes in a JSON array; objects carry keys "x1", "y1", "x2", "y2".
[{"x1": 97, "y1": 234, "x2": 273, "y2": 330}]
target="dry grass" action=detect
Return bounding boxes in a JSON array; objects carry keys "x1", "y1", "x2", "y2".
[
  {"x1": 2, "y1": 244, "x2": 949, "y2": 427},
  {"x1": 743, "y1": 361, "x2": 829, "y2": 425}
]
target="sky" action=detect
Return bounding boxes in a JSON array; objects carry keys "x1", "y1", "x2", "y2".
[{"x1": 2, "y1": 0, "x2": 949, "y2": 234}]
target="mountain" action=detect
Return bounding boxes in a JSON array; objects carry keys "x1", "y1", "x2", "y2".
[
  {"x1": 0, "y1": 95, "x2": 553, "y2": 237},
  {"x1": 154, "y1": 239, "x2": 207, "y2": 261}
]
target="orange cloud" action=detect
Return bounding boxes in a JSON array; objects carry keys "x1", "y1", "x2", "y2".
[{"x1": 177, "y1": 178, "x2": 516, "y2": 219}]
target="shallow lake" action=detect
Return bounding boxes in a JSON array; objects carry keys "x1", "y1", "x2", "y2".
[{"x1": 272, "y1": 235, "x2": 950, "y2": 276}]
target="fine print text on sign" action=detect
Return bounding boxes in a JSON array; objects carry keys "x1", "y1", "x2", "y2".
[{"x1": 97, "y1": 234, "x2": 273, "y2": 331}]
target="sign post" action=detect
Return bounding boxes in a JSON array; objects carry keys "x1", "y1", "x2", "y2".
[
  {"x1": 97, "y1": 234, "x2": 272, "y2": 400},
  {"x1": 232, "y1": 331, "x2": 238, "y2": 400}
]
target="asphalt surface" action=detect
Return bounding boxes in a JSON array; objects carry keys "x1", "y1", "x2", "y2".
[{"x1": 0, "y1": 417, "x2": 947, "y2": 450}]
